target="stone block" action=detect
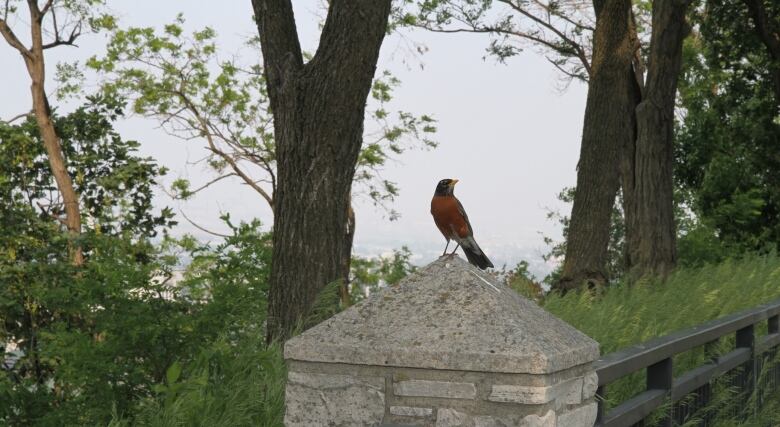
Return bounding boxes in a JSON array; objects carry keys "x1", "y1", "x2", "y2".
[
  {"x1": 284, "y1": 371, "x2": 385, "y2": 427},
  {"x1": 474, "y1": 415, "x2": 505, "y2": 427},
  {"x1": 433, "y1": 410, "x2": 557, "y2": 427},
  {"x1": 436, "y1": 408, "x2": 471, "y2": 426},
  {"x1": 521, "y1": 410, "x2": 556, "y2": 427},
  {"x1": 560, "y1": 378, "x2": 584, "y2": 405},
  {"x1": 489, "y1": 378, "x2": 582, "y2": 405},
  {"x1": 395, "y1": 379, "x2": 477, "y2": 399},
  {"x1": 582, "y1": 372, "x2": 598, "y2": 401},
  {"x1": 557, "y1": 402, "x2": 597, "y2": 427},
  {"x1": 489, "y1": 384, "x2": 553, "y2": 404},
  {"x1": 390, "y1": 406, "x2": 433, "y2": 417}
]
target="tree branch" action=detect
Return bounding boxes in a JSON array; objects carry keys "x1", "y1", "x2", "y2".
[
  {"x1": 546, "y1": 56, "x2": 586, "y2": 81},
  {"x1": 529, "y1": 0, "x2": 595, "y2": 31},
  {"x1": 175, "y1": 90, "x2": 275, "y2": 208},
  {"x1": 497, "y1": 0, "x2": 591, "y2": 73},
  {"x1": 743, "y1": 0, "x2": 780, "y2": 59},
  {"x1": 307, "y1": 0, "x2": 393, "y2": 91},
  {"x1": 37, "y1": 201, "x2": 68, "y2": 227},
  {"x1": 183, "y1": 173, "x2": 238, "y2": 197},
  {"x1": 411, "y1": 1, "x2": 591, "y2": 77},
  {"x1": 251, "y1": 0, "x2": 303, "y2": 106},
  {"x1": 42, "y1": 19, "x2": 81, "y2": 49},
  {"x1": 179, "y1": 209, "x2": 231, "y2": 238},
  {"x1": 0, "y1": 18, "x2": 32, "y2": 59},
  {"x1": 2, "y1": 110, "x2": 33, "y2": 123},
  {"x1": 742, "y1": 0, "x2": 780, "y2": 104},
  {"x1": 39, "y1": 0, "x2": 53, "y2": 16}
]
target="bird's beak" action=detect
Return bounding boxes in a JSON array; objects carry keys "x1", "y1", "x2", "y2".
[{"x1": 450, "y1": 179, "x2": 459, "y2": 187}]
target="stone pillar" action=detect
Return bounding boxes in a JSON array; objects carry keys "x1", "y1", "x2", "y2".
[{"x1": 283, "y1": 256, "x2": 600, "y2": 426}]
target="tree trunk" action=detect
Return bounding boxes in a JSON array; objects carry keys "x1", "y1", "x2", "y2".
[
  {"x1": 631, "y1": 0, "x2": 691, "y2": 278},
  {"x1": 6, "y1": 3, "x2": 85, "y2": 266},
  {"x1": 554, "y1": 0, "x2": 636, "y2": 293},
  {"x1": 742, "y1": 0, "x2": 780, "y2": 108},
  {"x1": 620, "y1": 10, "x2": 646, "y2": 274},
  {"x1": 253, "y1": 0, "x2": 392, "y2": 342},
  {"x1": 339, "y1": 203, "x2": 356, "y2": 307}
]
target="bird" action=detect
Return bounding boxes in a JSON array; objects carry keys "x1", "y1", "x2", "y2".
[{"x1": 430, "y1": 178, "x2": 494, "y2": 270}]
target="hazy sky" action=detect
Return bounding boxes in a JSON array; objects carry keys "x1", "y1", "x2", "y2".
[{"x1": 0, "y1": 1, "x2": 589, "y2": 277}]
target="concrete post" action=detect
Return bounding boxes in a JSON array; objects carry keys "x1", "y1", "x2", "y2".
[{"x1": 283, "y1": 256, "x2": 600, "y2": 426}]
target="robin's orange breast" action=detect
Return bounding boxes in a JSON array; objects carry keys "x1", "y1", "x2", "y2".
[{"x1": 431, "y1": 195, "x2": 471, "y2": 239}]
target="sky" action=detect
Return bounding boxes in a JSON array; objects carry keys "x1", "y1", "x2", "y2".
[{"x1": 0, "y1": 1, "x2": 589, "y2": 278}]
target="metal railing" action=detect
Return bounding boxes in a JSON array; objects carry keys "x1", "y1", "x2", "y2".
[{"x1": 594, "y1": 298, "x2": 780, "y2": 426}]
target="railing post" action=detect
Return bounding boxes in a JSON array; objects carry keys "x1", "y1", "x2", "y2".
[
  {"x1": 769, "y1": 315, "x2": 779, "y2": 335},
  {"x1": 647, "y1": 357, "x2": 673, "y2": 427},
  {"x1": 769, "y1": 315, "x2": 780, "y2": 395},
  {"x1": 736, "y1": 324, "x2": 756, "y2": 419},
  {"x1": 595, "y1": 385, "x2": 606, "y2": 425},
  {"x1": 702, "y1": 339, "x2": 719, "y2": 426}
]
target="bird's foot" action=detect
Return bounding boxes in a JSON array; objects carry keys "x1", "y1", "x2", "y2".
[{"x1": 447, "y1": 244, "x2": 461, "y2": 257}]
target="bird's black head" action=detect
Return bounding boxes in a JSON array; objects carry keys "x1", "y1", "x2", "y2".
[{"x1": 434, "y1": 178, "x2": 458, "y2": 196}]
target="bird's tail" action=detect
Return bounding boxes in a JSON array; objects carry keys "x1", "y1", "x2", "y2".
[{"x1": 460, "y1": 237, "x2": 494, "y2": 270}]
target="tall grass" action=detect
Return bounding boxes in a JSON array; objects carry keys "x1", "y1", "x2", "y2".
[
  {"x1": 110, "y1": 340, "x2": 286, "y2": 427},
  {"x1": 544, "y1": 254, "x2": 780, "y2": 353},
  {"x1": 543, "y1": 253, "x2": 780, "y2": 425}
]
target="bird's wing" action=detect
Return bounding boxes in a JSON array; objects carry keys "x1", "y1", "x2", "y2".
[{"x1": 455, "y1": 197, "x2": 474, "y2": 236}]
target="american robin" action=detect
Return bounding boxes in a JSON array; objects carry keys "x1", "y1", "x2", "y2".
[{"x1": 430, "y1": 179, "x2": 494, "y2": 270}]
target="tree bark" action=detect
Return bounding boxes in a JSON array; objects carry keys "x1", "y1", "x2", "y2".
[
  {"x1": 631, "y1": 0, "x2": 691, "y2": 278},
  {"x1": 253, "y1": 0, "x2": 392, "y2": 342},
  {"x1": 339, "y1": 203, "x2": 356, "y2": 307},
  {"x1": 742, "y1": 0, "x2": 780, "y2": 108},
  {"x1": 554, "y1": 0, "x2": 636, "y2": 292},
  {"x1": 620, "y1": 10, "x2": 646, "y2": 273},
  {"x1": 0, "y1": 2, "x2": 84, "y2": 265}
]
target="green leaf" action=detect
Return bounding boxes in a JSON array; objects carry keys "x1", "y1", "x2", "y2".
[{"x1": 166, "y1": 361, "x2": 181, "y2": 384}]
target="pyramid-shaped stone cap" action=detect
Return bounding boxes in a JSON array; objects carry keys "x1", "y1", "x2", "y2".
[{"x1": 284, "y1": 256, "x2": 599, "y2": 374}]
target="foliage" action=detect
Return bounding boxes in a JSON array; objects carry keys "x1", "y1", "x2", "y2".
[
  {"x1": 294, "y1": 247, "x2": 418, "y2": 330},
  {"x1": 1, "y1": 233, "x2": 197, "y2": 425},
  {"x1": 0, "y1": 97, "x2": 176, "y2": 424},
  {"x1": 395, "y1": 0, "x2": 595, "y2": 82},
  {"x1": 675, "y1": 0, "x2": 780, "y2": 257},
  {"x1": 0, "y1": 0, "x2": 111, "y2": 46},
  {"x1": 0, "y1": 95, "x2": 174, "y2": 241},
  {"x1": 168, "y1": 216, "x2": 272, "y2": 344},
  {"x1": 501, "y1": 260, "x2": 545, "y2": 302},
  {"x1": 109, "y1": 341, "x2": 286, "y2": 427},
  {"x1": 0, "y1": 95, "x2": 277, "y2": 424},
  {"x1": 303, "y1": 281, "x2": 345, "y2": 331},
  {"x1": 0, "y1": 217, "x2": 274, "y2": 425},
  {"x1": 81, "y1": 15, "x2": 437, "y2": 218},
  {"x1": 349, "y1": 246, "x2": 416, "y2": 302}
]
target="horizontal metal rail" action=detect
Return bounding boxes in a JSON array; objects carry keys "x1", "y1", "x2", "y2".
[
  {"x1": 594, "y1": 298, "x2": 780, "y2": 426},
  {"x1": 600, "y1": 389, "x2": 666, "y2": 427},
  {"x1": 595, "y1": 299, "x2": 780, "y2": 385}
]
